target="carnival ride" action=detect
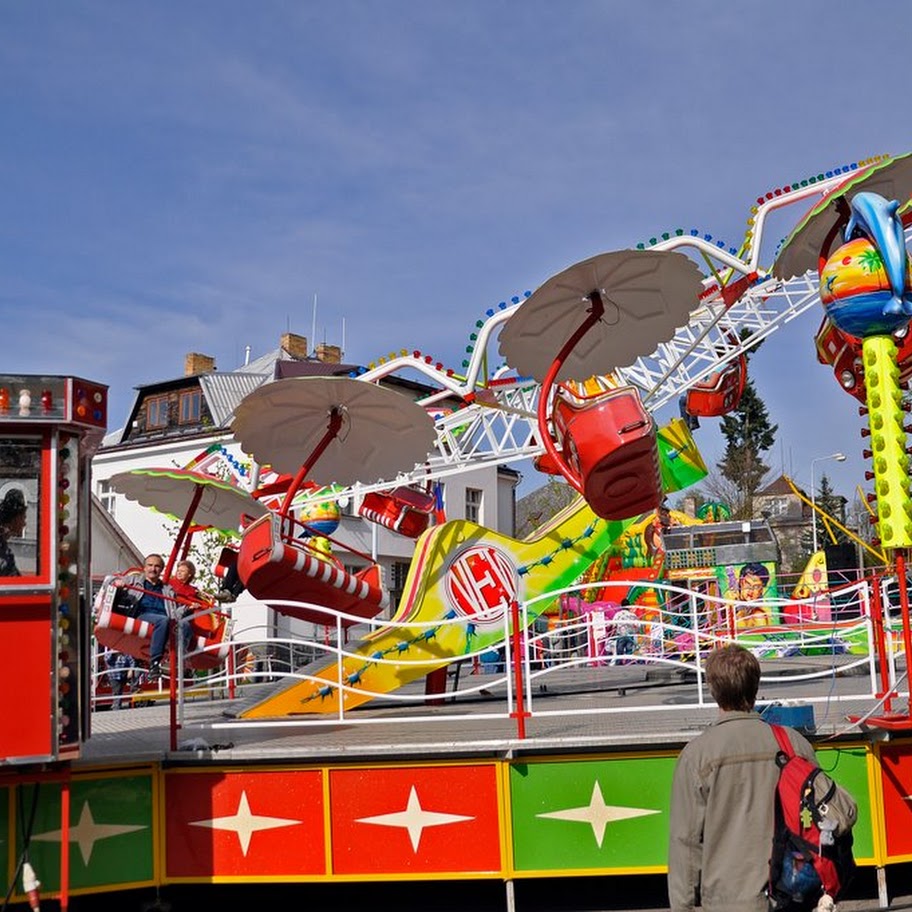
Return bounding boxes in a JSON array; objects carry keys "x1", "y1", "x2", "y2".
[
  {"x1": 98, "y1": 151, "x2": 912, "y2": 721},
  {"x1": 93, "y1": 468, "x2": 268, "y2": 671}
]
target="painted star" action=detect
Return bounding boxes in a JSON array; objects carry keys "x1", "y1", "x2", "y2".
[
  {"x1": 356, "y1": 785, "x2": 474, "y2": 852},
  {"x1": 32, "y1": 800, "x2": 146, "y2": 865},
  {"x1": 537, "y1": 781, "x2": 659, "y2": 848},
  {"x1": 189, "y1": 790, "x2": 302, "y2": 856}
]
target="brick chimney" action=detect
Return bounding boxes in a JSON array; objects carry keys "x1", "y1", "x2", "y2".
[
  {"x1": 281, "y1": 332, "x2": 309, "y2": 360},
  {"x1": 315, "y1": 343, "x2": 342, "y2": 364},
  {"x1": 184, "y1": 353, "x2": 216, "y2": 376}
]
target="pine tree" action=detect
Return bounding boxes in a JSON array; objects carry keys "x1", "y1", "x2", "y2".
[{"x1": 716, "y1": 342, "x2": 777, "y2": 519}]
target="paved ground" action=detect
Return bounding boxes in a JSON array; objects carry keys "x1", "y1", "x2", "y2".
[{"x1": 84, "y1": 657, "x2": 887, "y2": 765}]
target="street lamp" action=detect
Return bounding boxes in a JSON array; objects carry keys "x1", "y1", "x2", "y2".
[{"x1": 811, "y1": 452, "x2": 847, "y2": 553}]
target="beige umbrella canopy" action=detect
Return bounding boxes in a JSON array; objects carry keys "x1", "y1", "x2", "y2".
[
  {"x1": 498, "y1": 249, "x2": 704, "y2": 382},
  {"x1": 109, "y1": 467, "x2": 267, "y2": 532},
  {"x1": 231, "y1": 376, "x2": 438, "y2": 486}
]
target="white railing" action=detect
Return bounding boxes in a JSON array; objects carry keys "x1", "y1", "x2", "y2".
[{"x1": 103, "y1": 576, "x2": 908, "y2": 742}]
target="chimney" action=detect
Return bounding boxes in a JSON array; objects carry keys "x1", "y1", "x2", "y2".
[
  {"x1": 315, "y1": 343, "x2": 342, "y2": 364},
  {"x1": 184, "y1": 353, "x2": 216, "y2": 376},
  {"x1": 281, "y1": 332, "x2": 309, "y2": 360}
]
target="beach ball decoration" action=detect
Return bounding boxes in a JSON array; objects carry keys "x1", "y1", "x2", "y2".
[
  {"x1": 819, "y1": 192, "x2": 912, "y2": 339},
  {"x1": 820, "y1": 237, "x2": 912, "y2": 338},
  {"x1": 294, "y1": 491, "x2": 342, "y2": 537}
]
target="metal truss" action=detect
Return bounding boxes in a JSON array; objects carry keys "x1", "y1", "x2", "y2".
[{"x1": 328, "y1": 164, "x2": 908, "y2": 500}]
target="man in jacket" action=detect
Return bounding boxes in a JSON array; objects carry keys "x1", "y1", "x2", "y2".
[
  {"x1": 114, "y1": 554, "x2": 177, "y2": 680},
  {"x1": 667, "y1": 644, "x2": 818, "y2": 912}
]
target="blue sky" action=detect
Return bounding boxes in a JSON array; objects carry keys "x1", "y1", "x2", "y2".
[{"x1": 2, "y1": 1, "x2": 911, "y2": 505}]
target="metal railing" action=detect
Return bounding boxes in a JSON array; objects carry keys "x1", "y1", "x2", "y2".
[{"x1": 85, "y1": 574, "x2": 912, "y2": 747}]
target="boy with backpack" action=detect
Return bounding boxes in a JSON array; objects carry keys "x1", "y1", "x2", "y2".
[{"x1": 668, "y1": 644, "x2": 856, "y2": 912}]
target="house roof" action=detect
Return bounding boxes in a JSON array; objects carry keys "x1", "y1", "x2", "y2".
[
  {"x1": 104, "y1": 338, "x2": 448, "y2": 450},
  {"x1": 756, "y1": 474, "x2": 803, "y2": 497},
  {"x1": 199, "y1": 371, "x2": 270, "y2": 426}
]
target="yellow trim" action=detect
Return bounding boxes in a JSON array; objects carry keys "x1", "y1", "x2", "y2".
[
  {"x1": 322, "y1": 766, "x2": 333, "y2": 875},
  {"x1": 870, "y1": 741, "x2": 889, "y2": 866},
  {"x1": 4, "y1": 783, "x2": 13, "y2": 900}
]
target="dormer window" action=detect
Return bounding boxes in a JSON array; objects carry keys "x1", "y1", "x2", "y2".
[
  {"x1": 179, "y1": 389, "x2": 201, "y2": 424},
  {"x1": 146, "y1": 395, "x2": 169, "y2": 429}
]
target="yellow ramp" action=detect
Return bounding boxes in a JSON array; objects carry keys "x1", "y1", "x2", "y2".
[{"x1": 240, "y1": 498, "x2": 624, "y2": 717}]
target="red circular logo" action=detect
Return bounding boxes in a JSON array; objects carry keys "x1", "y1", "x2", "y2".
[{"x1": 445, "y1": 545, "x2": 518, "y2": 630}]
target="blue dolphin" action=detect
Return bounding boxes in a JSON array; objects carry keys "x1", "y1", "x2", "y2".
[{"x1": 846, "y1": 191, "x2": 912, "y2": 316}]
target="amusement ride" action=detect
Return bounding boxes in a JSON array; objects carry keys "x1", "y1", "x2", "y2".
[
  {"x1": 6, "y1": 150, "x2": 912, "y2": 908},
  {"x1": 80, "y1": 152, "x2": 912, "y2": 716}
]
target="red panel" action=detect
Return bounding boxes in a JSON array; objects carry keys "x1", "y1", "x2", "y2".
[
  {"x1": 329, "y1": 764, "x2": 501, "y2": 875},
  {"x1": 880, "y1": 745, "x2": 912, "y2": 857},
  {"x1": 165, "y1": 770, "x2": 326, "y2": 877},
  {"x1": 0, "y1": 599, "x2": 52, "y2": 762}
]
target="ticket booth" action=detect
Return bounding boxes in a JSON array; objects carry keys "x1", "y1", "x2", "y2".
[{"x1": 0, "y1": 375, "x2": 107, "y2": 764}]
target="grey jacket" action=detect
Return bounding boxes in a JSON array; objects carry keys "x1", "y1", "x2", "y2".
[
  {"x1": 115, "y1": 571, "x2": 178, "y2": 619},
  {"x1": 667, "y1": 711, "x2": 817, "y2": 912}
]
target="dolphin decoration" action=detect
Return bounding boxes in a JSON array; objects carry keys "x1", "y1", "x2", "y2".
[{"x1": 846, "y1": 191, "x2": 912, "y2": 316}]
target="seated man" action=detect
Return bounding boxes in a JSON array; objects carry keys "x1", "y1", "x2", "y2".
[{"x1": 114, "y1": 554, "x2": 188, "y2": 679}]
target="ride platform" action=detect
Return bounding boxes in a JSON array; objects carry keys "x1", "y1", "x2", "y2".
[{"x1": 5, "y1": 658, "x2": 912, "y2": 907}]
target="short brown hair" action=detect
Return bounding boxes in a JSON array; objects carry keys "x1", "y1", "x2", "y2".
[{"x1": 704, "y1": 644, "x2": 760, "y2": 711}]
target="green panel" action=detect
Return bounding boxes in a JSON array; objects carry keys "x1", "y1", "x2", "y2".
[
  {"x1": 817, "y1": 746, "x2": 873, "y2": 860},
  {"x1": 15, "y1": 774, "x2": 154, "y2": 892},
  {"x1": 510, "y1": 756, "x2": 676, "y2": 872}
]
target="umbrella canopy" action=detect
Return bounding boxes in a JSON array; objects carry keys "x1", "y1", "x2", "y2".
[
  {"x1": 498, "y1": 249, "x2": 704, "y2": 382},
  {"x1": 772, "y1": 152, "x2": 912, "y2": 281},
  {"x1": 231, "y1": 376, "x2": 438, "y2": 485},
  {"x1": 109, "y1": 467, "x2": 267, "y2": 533}
]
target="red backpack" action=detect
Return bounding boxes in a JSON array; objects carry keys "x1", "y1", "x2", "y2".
[{"x1": 767, "y1": 725, "x2": 858, "y2": 911}]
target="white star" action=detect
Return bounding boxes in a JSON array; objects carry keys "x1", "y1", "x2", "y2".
[
  {"x1": 537, "y1": 781, "x2": 659, "y2": 848},
  {"x1": 189, "y1": 790, "x2": 302, "y2": 856},
  {"x1": 356, "y1": 785, "x2": 474, "y2": 852},
  {"x1": 32, "y1": 800, "x2": 146, "y2": 865}
]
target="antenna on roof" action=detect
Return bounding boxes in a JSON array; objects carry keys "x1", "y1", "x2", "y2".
[
  {"x1": 341, "y1": 317, "x2": 346, "y2": 359},
  {"x1": 311, "y1": 293, "x2": 317, "y2": 357}
]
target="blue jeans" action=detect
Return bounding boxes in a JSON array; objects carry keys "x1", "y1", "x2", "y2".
[{"x1": 138, "y1": 612, "x2": 192, "y2": 663}]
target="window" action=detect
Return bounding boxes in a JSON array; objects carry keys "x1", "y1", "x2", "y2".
[
  {"x1": 465, "y1": 487, "x2": 482, "y2": 523},
  {"x1": 179, "y1": 389, "x2": 201, "y2": 424},
  {"x1": 97, "y1": 478, "x2": 116, "y2": 517},
  {"x1": 146, "y1": 396, "x2": 169, "y2": 429},
  {"x1": 0, "y1": 436, "x2": 42, "y2": 578},
  {"x1": 763, "y1": 497, "x2": 789, "y2": 518}
]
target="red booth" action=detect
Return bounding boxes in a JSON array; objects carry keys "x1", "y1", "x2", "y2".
[{"x1": 0, "y1": 374, "x2": 106, "y2": 764}]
